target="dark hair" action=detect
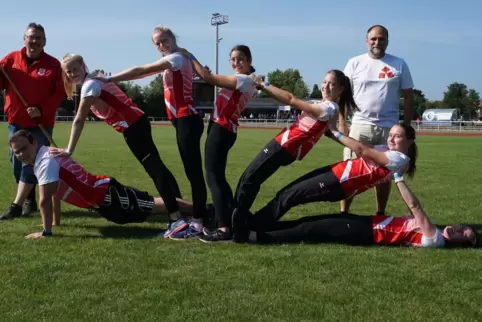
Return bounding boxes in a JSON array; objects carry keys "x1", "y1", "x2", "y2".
[
  {"x1": 397, "y1": 123, "x2": 417, "y2": 178},
  {"x1": 25, "y1": 22, "x2": 46, "y2": 37},
  {"x1": 230, "y1": 45, "x2": 255, "y2": 73},
  {"x1": 327, "y1": 70, "x2": 359, "y2": 117},
  {"x1": 366, "y1": 25, "x2": 389, "y2": 39},
  {"x1": 9, "y1": 129, "x2": 34, "y2": 146}
]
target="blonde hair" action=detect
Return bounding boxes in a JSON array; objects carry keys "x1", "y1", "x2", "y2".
[
  {"x1": 61, "y1": 53, "x2": 89, "y2": 99},
  {"x1": 151, "y1": 25, "x2": 177, "y2": 43}
]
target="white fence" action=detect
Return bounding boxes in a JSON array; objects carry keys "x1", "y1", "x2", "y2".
[{"x1": 1, "y1": 115, "x2": 482, "y2": 132}]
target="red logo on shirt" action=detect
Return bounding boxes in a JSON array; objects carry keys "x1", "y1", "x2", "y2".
[{"x1": 378, "y1": 66, "x2": 394, "y2": 79}]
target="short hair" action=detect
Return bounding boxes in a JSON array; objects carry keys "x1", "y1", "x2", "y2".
[
  {"x1": 25, "y1": 22, "x2": 46, "y2": 37},
  {"x1": 9, "y1": 129, "x2": 34, "y2": 146},
  {"x1": 366, "y1": 25, "x2": 389, "y2": 39}
]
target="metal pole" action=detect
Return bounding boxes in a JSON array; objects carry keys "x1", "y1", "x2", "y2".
[{"x1": 214, "y1": 24, "x2": 219, "y2": 102}]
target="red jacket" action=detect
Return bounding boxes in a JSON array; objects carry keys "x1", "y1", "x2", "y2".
[{"x1": 0, "y1": 47, "x2": 66, "y2": 128}]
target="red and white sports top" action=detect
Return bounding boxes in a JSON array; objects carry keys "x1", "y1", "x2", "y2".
[
  {"x1": 162, "y1": 52, "x2": 197, "y2": 120},
  {"x1": 81, "y1": 76, "x2": 144, "y2": 133},
  {"x1": 34, "y1": 146, "x2": 110, "y2": 209},
  {"x1": 372, "y1": 215, "x2": 445, "y2": 247},
  {"x1": 274, "y1": 100, "x2": 339, "y2": 160},
  {"x1": 331, "y1": 145, "x2": 409, "y2": 198},
  {"x1": 212, "y1": 74, "x2": 256, "y2": 133}
]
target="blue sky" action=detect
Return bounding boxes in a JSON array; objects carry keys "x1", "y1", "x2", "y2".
[{"x1": 1, "y1": 0, "x2": 481, "y2": 100}]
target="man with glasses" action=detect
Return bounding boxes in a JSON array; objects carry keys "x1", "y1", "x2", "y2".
[{"x1": 0, "y1": 22, "x2": 66, "y2": 220}]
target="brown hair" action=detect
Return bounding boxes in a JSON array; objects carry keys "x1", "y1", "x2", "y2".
[
  {"x1": 60, "y1": 53, "x2": 88, "y2": 99},
  {"x1": 396, "y1": 123, "x2": 417, "y2": 177},
  {"x1": 326, "y1": 70, "x2": 359, "y2": 117},
  {"x1": 152, "y1": 26, "x2": 177, "y2": 44},
  {"x1": 230, "y1": 45, "x2": 255, "y2": 73}
]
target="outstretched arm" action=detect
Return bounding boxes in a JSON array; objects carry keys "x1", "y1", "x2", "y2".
[
  {"x1": 393, "y1": 173, "x2": 437, "y2": 238},
  {"x1": 26, "y1": 181, "x2": 59, "y2": 238},
  {"x1": 96, "y1": 59, "x2": 173, "y2": 83}
]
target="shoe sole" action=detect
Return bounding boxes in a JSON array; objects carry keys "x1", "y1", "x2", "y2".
[{"x1": 163, "y1": 222, "x2": 189, "y2": 239}]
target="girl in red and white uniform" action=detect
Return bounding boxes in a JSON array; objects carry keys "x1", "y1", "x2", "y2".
[
  {"x1": 246, "y1": 175, "x2": 477, "y2": 248},
  {"x1": 51, "y1": 54, "x2": 183, "y2": 229},
  {"x1": 173, "y1": 46, "x2": 257, "y2": 240},
  {"x1": 93, "y1": 26, "x2": 207, "y2": 237},
  {"x1": 227, "y1": 71, "x2": 359, "y2": 242},
  {"x1": 233, "y1": 123, "x2": 416, "y2": 238}
]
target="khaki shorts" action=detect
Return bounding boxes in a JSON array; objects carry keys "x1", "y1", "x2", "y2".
[{"x1": 343, "y1": 124, "x2": 391, "y2": 160}]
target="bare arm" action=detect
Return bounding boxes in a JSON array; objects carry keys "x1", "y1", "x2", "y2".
[
  {"x1": 330, "y1": 130, "x2": 390, "y2": 166},
  {"x1": 35, "y1": 181, "x2": 59, "y2": 236},
  {"x1": 338, "y1": 103, "x2": 349, "y2": 135},
  {"x1": 109, "y1": 60, "x2": 173, "y2": 82},
  {"x1": 403, "y1": 88, "x2": 413, "y2": 126},
  {"x1": 393, "y1": 174, "x2": 437, "y2": 238},
  {"x1": 66, "y1": 96, "x2": 95, "y2": 154}
]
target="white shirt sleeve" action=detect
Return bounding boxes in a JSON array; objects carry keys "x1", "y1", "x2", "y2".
[
  {"x1": 80, "y1": 79, "x2": 102, "y2": 99},
  {"x1": 384, "y1": 150, "x2": 410, "y2": 171},
  {"x1": 343, "y1": 59, "x2": 354, "y2": 80},
  {"x1": 315, "y1": 101, "x2": 339, "y2": 121},
  {"x1": 35, "y1": 157, "x2": 60, "y2": 185},
  {"x1": 236, "y1": 74, "x2": 255, "y2": 92},
  {"x1": 421, "y1": 228, "x2": 445, "y2": 248},
  {"x1": 160, "y1": 53, "x2": 184, "y2": 71},
  {"x1": 400, "y1": 59, "x2": 414, "y2": 90}
]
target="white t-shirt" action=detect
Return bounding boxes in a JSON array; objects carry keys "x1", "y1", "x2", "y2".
[
  {"x1": 373, "y1": 145, "x2": 410, "y2": 173},
  {"x1": 344, "y1": 53, "x2": 414, "y2": 127},
  {"x1": 159, "y1": 52, "x2": 186, "y2": 71},
  {"x1": 421, "y1": 228, "x2": 446, "y2": 248},
  {"x1": 80, "y1": 78, "x2": 102, "y2": 99}
]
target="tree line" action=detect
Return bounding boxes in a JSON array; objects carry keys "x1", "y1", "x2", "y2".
[{"x1": 0, "y1": 67, "x2": 480, "y2": 120}]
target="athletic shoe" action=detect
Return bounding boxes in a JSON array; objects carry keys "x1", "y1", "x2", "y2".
[
  {"x1": 22, "y1": 199, "x2": 38, "y2": 217},
  {"x1": 232, "y1": 208, "x2": 249, "y2": 243},
  {"x1": 162, "y1": 217, "x2": 190, "y2": 238},
  {"x1": 0, "y1": 203, "x2": 22, "y2": 220},
  {"x1": 199, "y1": 229, "x2": 232, "y2": 243},
  {"x1": 169, "y1": 224, "x2": 203, "y2": 240}
]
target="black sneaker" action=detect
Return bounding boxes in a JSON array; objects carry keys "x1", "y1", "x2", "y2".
[
  {"x1": 22, "y1": 199, "x2": 38, "y2": 217},
  {"x1": 0, "y1": 203, "x2": 22, "y2": 220},
  {"x1": 232, "y1": 208, "x2": 249, "y2": 243},
  {"x1": 199, "y1": 229, "x2": 232, "y2": 243}
]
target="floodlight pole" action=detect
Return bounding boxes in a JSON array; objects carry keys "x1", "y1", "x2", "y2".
[{"x1": 211, "y1": 13, "x2": 229, "y2": 103}]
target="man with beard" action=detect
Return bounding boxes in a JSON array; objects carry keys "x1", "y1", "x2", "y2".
[
  {"x1": 0, "y1": 23, "x2": 66, "y2": 220},
  {"x1": 337, "y1": 25, "x2": 414, "y2": 216}
]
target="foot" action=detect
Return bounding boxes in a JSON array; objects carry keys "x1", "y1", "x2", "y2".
[
  {"x1": 0, "y1": 203, "x2": 22, "y2": 220},
  {"x1": 22, "y1": 199, "x2": 38, "y2": 217},
  {"x1": 162, "y1": 217, "x2": 190, "y2": 238},
  {"x1": 199, "y1": 229, "x2": 232, "y2": 243},
  {"x1": 169, "y1": 224, "x2": 203, "y2": 240},
  {"x1": 232, "y1": 208, "x2": 249, "y2": 243}
]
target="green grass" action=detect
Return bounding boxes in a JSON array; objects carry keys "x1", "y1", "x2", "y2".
[{"x1": 0, "y1": 122, "x2": 481, "y2": 322}]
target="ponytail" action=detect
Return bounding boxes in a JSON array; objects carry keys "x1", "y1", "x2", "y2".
[
  {"x1": 250, "y1": 66, "x2": 256, "y2": 73},
  {"x1": 398, "y1": 123, "x2": 417, "y2": 178},
  {"x1": 328, "y1": 70, "x2": 359, "y2": 118}
]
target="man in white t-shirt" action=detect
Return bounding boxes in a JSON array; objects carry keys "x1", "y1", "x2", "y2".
[{"x1": 339, "y1": 25, "x2": 414, "y2": 215}]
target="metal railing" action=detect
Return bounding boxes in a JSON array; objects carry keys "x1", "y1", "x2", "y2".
[{"x1": 1, "y1": 115, "x2": 482, "y2": 132}]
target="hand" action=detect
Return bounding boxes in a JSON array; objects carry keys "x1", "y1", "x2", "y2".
[
  {"x1": 27, "y1": 106, "x2": 41, "y2": 118},
  {"x1": 49, "y1": 147, "x2": 71, "y2": 157},
  {"x1": 177, "y1": 48, "x2": 191, "y2": 59},
  {"x1": 250, "y1": 74, "x2": 266, "y2": 90},
  {"x1": 25, "y1": 232, "x2": 46, "y2": 239}
]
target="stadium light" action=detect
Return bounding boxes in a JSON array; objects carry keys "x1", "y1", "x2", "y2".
[{"x1": 211, "y1": 13, "x2": 229, "y2": 102}]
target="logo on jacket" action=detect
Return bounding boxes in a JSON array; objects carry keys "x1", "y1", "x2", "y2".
[{"x1": 37, "y1": 68, "x2": 46, "y2": 76}]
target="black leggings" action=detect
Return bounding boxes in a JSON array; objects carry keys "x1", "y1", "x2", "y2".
[
  {"x1": 205, "y1": 121, "x2": 237, "y2": 227},
  {"x1": 171, "y1": 115, "x2": 207, "y2": 219},
  {"x1": 123, "y1": 115, "x2": 180, "y2": 214},
  {"x1": 255, "y1": 213, "x2": 374, "y2": 246},
  {"x1": 233, "y1": 139, "x2": 295, "y2": 218},
  {"x1": 252, "y1": 165, "x2": 346, "y2": 230}
]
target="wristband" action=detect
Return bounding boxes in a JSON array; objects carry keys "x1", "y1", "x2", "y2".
[
  {"x1": 393, "y1": 172, "x2": 404, "y2": 183},
  {"x1": 107, "y1": 75, "x2": 111, "y2": 82},
  {"x1": 264, "y1": 82, "x2": 269, "y2": 88},
  {"x1": 188, "y1": 54, "x2": 195, "y2": 61},
  {"x1": 42, "y1": 229, "x2": 52, "y2": 237},
  {"x1": 335, "y1": 132, "x2": 344, "y2": 140}
]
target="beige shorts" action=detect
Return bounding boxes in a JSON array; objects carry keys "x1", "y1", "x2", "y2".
[{"x1": 343, "y1": 124, "x2": 391, "y2": 160}]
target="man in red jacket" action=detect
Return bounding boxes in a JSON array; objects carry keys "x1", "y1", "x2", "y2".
[{"x1": 0, "y1": 23, "x2": 66, "y2": 220}]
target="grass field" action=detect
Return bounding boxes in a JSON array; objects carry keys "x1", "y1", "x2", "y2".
[{"x1": 0, "y1": 122, "x2": 481, "y2": 322}]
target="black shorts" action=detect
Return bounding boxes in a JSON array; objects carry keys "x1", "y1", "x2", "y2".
[{"x1": 97, "y1": 178, "x2": 155, "y2": 224}]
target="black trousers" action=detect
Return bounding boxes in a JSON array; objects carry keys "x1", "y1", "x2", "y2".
[
  {"x1": 123, "y1": 115, "x2": 181, "y2": 214},
  {"x1": 233, "y1": 139, "x2": 295, "y2": 219},
  {"x1": 171, "y1": 115, "x2": 207, "y2": 219},
  {"x1": 256, "y1": 213, "x2": 374, "y2": 246},
  {"x1": 204, "y1": 121, "x2": 237, "y2": 227},
  {"x1": 252, "y1": 165, "x2": 346, "y2": 230}
]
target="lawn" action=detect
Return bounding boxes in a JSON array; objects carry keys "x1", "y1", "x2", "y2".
[{"x1": 0, "y1": 122, "x2": 481, "y2": 322}]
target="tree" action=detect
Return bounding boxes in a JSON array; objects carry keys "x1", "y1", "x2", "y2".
[
  {"x1": 117, "y1": 81, "x2": 145, "y2": 109},
  {"x1": 399, "y1": 88, "x2": 427, "y2": 119},
  {"x1": 442, "y1": 82, "x2": 480, "y2": 118},
  {"x1": 142, "y1": 74, "x2": 166, "y2": 117},
  {"x1": 193, "y1": 65, "x2": 212, "y2": 80},
  {"x1": 309, "y1": 84, "x2": 322, "y2": 99},
  {"x1": 264, "y1": 68, "x2": 309, "y2": 99}
]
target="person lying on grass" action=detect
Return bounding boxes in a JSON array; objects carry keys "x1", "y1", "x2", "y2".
[
  {"x1": 9, "y1": 129, "x2": 193, "y2": 239},
  {"x1": 232, "y1": 171, "x2": 478, "y2": 248}
]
